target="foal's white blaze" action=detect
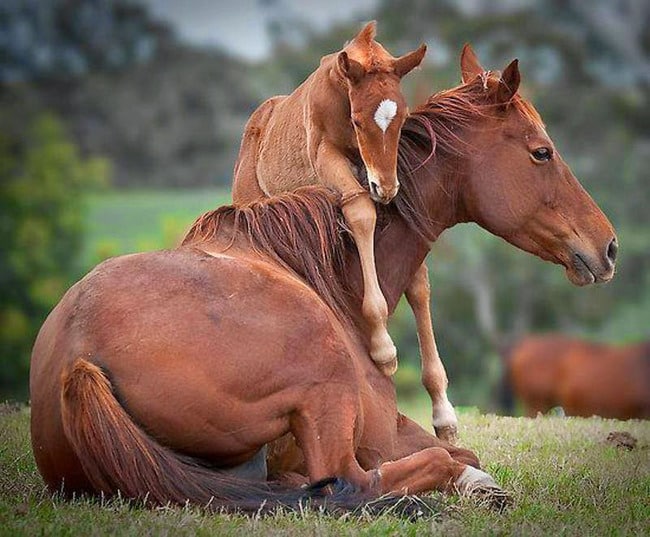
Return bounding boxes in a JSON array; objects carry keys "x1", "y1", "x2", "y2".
[{"x1": 374, "y1": 99, "x2": 397, "y2": 132}]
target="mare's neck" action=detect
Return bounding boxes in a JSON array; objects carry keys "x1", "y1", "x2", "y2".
[{"x1": 349, "y1": 159, "x2": 466, "y2": 314}]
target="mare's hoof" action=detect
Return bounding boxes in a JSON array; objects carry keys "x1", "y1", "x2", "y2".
[
  {"x1": 434, "y1": 424, "x2": 458, "y2": 445},
  {"x1": 465, "y1": 484, "x2": 513, "y2": 512},
  {"x1": 455, "y1": 466, "x2": 512, "y2": 512}
]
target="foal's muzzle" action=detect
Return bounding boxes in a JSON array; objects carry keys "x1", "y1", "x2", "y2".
[{"x1": 368, "y1": 177, "x2": 400, "y2": 204}]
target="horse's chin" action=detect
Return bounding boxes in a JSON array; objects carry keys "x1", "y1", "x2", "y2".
[
  {"x1": 566, "y1": 250, "x2": 615, "y2": 286},
  {"x1": 566, "y1": 265, "x2": 595, "y2": 286},
  {"x1": 566, "y1": 253, "x2": 603, "y2": 287}
]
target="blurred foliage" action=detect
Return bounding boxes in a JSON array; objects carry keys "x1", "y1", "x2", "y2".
[
  {"x1": 0, "y1": 1, "x2": 257, "y2": 188},
  {"x1": 0, "y1": 0, "x2": 171, "y2": 83},
  {"x1": 0, "y1": 114, "x2": 108, "y2": 399}
]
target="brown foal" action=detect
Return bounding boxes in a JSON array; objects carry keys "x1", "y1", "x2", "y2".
[{"x1": 233, "y1": 21, "x2": 426, "y2": 375}]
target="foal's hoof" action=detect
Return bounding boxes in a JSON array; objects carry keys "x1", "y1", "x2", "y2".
[
  {"x1": 377, "y1": 357, "x2": 398, "y2": 376},
  {"x1": 434, "y1": 424, "x2": 458, "y2": 445},
  {"x1": 370, "y1": 339, "x2": 398, "y2": 376}
]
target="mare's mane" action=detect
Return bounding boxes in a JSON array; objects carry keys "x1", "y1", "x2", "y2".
[
  {"x1": 182, "y1": 187, "x2": 354, "y2": 321},
  {"x1": 182, "y1": 72, "x2": 543, "y2": 319}
]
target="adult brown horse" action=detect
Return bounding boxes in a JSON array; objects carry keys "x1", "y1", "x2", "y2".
[
  {"x1": 234, "y1": 21, "x2": 427, "y2": 375},
  {"x1": 233, "y1": 45, "x2": 619, "y2": 444},
  {"x1": 30, "y1": 49, "x2": 616, "y2": 511},
  {"x1": 502, "y1": 335, "x2": 650, "y2": 419}
]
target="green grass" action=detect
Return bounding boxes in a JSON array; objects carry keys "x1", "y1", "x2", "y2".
[
  {"x1": 2, "y1": 403, "x2": 648, "y2": 536},
  {"x1": 81, "y1": 188, "x2": 231, "y2": 268}
]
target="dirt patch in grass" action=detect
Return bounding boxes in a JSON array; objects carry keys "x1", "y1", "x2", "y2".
[{"x1": 605, "y1": 431, "x2": 638, "y2": 450}]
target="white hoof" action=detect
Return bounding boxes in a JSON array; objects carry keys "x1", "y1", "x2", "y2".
[
  {"x1": 455, "y1": 466, "x2": 512, "y2": 510},
  {"x1": 432, "y1": 396, "x2": 458, "y2": 440}
]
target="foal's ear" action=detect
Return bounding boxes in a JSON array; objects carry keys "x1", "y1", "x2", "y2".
[
  {"x1": 338, "y1": 51, "x2": 365, "y2": 85},
  {"x1": 352, "y1": 21, "x2": 377, "y2": 46},
  {"x1": 394, "y1": 44, "x2": 427, "y2": 78},
  {"x1": 496, "y1": 59, "x2": 521, "y2": 105},
  {"x1": 460, "y1": 43, "x2": 484, "y2": 83}
]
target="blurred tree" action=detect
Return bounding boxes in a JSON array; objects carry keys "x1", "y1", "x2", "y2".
[
  {"x1": 0, "y1": 114, "x2": 108, "y2": 400},
  {"x1": 1, "y1": 1, "x2": 257, "y2": 188},
  {"x1": 0, "y1": 0, "x2": 172, "y2": 83}
]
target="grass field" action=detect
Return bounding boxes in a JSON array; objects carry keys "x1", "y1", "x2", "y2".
[
  {"x1": 2, "y1": 403, "x2": 648, "y2": 536},
  {"x1": 81, "y1": 188, "x2": 231, "y2": 268}
]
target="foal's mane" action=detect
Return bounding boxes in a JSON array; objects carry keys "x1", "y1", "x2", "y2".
[{"x1": 182, "y1": 73, "x2": 544, "y2": 320}]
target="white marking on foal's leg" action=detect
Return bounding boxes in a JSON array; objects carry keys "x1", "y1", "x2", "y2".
[{"x1": 374, "y1": 99, "x2": 397, "y2": 132}]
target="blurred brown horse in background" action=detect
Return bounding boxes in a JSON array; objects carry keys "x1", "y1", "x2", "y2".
[
  {"x1": 502, "y1": 335, "x2": 650, "y2": 419},
  {"x1": 30, "y1": 48, "x2": 616, "y2": 511}
]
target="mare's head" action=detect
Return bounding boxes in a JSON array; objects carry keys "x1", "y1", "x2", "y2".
[
  {"x1": 338, "y1": 21, "x2": 426, "y2": 204},
  {"x1": 423, "y1": 45, "x2": 616, "y2": 285}
]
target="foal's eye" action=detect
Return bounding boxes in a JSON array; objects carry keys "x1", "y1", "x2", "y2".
[
  {"x1": 531, "y1": 147, "x2": 552, "y2": 163},
  {"x1": 352, "y1": 118, "x2": 362, "y2": 130}
]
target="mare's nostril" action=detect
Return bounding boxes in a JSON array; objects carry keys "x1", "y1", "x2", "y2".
[{"x1": 606, "y1": 238, "x2": 618, "y2": 265}]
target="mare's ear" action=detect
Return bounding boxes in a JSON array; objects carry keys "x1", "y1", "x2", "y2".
[
  {"x1": 338, "y1": 51, "x2": 365, "y2": 85},
  {"x1": 495, "y1": 59, "x2": 520, "y2": 105},
  {"x1": 460, "y1": 43, "x2": 484, "y2": 83},
  {"x1": 394, "y1": 44, "x2": 427, "y2": 78},
  {"x1": 351, "y1": 21, "x2": 377, "y2": 46}
]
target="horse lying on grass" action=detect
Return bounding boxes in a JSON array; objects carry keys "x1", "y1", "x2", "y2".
[
  {"x1": 502, "y1": 335, "x2": 649, "y2": 419},
  {"x1": 30, "y1": 50, "x2": 615, "y2": 515}
]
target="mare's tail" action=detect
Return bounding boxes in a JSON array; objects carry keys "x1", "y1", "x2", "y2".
[{"x1": 60, "y1": 358, "x2": 437, "y2": 517}]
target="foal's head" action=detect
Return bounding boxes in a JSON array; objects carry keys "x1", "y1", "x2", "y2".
[
  {"x1": 337, "y1": 21, "x2": 426, "y2": 204},
  {"x1": 451, "y1": 45, "x2": 617, "y2": 285}
]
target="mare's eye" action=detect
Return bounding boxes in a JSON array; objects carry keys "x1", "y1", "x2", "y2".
[{"x1": 531, "y1": 147, "x2": 552, "y2": 163}]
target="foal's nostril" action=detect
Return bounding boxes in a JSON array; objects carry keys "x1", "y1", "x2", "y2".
[
  {"x1": 606, "y1": 238, "x2": 618, "y2": 265},
  {"x1": 369, "y1": 181, "x2": 379, "y2": 198}
]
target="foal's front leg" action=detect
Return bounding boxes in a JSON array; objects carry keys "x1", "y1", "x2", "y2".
[
  {"x1": 315, "y1": 142, "x2": 397, "y2": 375},
  {"x1": 405, "y1": 262, "x2": 459, "y2": 443},
  {"x1": 341, "y1": 193, "x2": 397, "y2": 374}
]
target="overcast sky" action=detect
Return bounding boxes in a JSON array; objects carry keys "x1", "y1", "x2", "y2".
[{"x1": 141, "y1": 0, "x2": 378, "y2": 60}]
